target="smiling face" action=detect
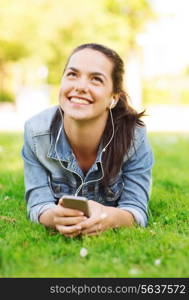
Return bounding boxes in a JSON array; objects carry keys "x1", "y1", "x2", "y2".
[{"x1": 59, "y1": 48, "x2": 115, "y2": 123}]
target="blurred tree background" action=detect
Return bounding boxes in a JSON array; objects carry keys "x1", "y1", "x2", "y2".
[
  {"x1": 1, "y1": 0, "x2": 188, "y2": 109},
  {"x1": 0, "y1": 0, "x2": 153, "y2": 104}
]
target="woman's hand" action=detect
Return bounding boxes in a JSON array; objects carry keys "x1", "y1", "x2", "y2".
[
  {"x1": 79, "y1": 200, "x2": 135, "y2": 236},
  {"x1": 79, "y1": 200, "x2": 116, "y2": 236},
  {"x1": 39, "y1": 199, "x2": 87, "y2": 237},
  {"x1": 39, "y1": 199, "x2": 135, "y2": 237}
]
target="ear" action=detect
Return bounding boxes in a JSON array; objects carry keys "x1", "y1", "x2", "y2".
[{"x1": 109, "y1": 94, "x2": 119, "y2": 109}]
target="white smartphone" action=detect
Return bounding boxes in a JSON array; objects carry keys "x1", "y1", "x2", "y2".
[{"x1": 60, "y1": 195, "x2": 91, "y2": 217}]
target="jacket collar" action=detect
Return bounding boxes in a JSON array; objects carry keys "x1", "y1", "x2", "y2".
[{"x1": 47, "y1": 118, "x2": 73, "y2": 163}]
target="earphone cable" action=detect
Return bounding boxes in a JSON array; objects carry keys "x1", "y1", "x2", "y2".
[{"x1": 55, "y1": 106, "x2": 115, "y2": 196}]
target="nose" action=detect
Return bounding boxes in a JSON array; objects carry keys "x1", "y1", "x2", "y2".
[{"x1": 74, "y1": 77, "x2": 88, "y2": 93}]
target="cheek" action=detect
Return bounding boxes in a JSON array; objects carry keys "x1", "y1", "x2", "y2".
[
  {"x1": 91, "y1": 86, "x2": 111, "y2": 98},
  {"x1": 58, "y1": 88, "x2": 65, "y2": 103},
  {"x1": 58, "y1": 88, "x2": 69, "y2": 107},
  {"x1": 59, "y1": 80, "x2": 73, "y2": 95}
]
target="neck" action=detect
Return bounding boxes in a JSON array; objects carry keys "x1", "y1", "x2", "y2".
[{"x1": 63, "y1": 114, "x2": 108, "y2": 158}]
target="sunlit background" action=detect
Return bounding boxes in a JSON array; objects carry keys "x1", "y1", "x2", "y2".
[{"x1": 0, "y1": 0, "x2": 189, "y2": 131}]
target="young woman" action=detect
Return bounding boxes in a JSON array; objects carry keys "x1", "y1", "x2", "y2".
[{"x1": 22, "y1": 43, "x2": 154, "y2": 237}]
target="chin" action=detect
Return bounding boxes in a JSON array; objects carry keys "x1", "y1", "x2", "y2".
[
  {"x1": 66, "y1": 111, "x2": 93, "y2": 121},
  {"x1": 63, "y1": 104, "x2": 108, "y2": 123}
]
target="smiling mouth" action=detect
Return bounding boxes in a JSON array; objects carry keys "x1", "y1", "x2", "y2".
[{"x1": 68, "y1": 96, "x2": 92, "y2": 105}]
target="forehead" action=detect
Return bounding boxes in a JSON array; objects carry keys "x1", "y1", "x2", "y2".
[{"x1": 66, "y1": 49, "x2": 113, "y2": 76}]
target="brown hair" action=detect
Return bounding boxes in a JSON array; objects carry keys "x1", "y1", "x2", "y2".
[{"x1": 51, "y1": 43, "x2": 145, "y2": 186}]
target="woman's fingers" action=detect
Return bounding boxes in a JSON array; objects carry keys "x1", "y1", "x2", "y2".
[
  {"x1": 80, "y1": 211, "x2": 107, "y2": 231},
  {"x1": 55, "y1": 223, "x2": 82, "y2": 236},
  {"x1": 80, "y1": 212, "x2": 108, "y2": 235},
  {"x1": 79, "y1": 215, "x2": 99, "y2": 229},
  {"x1": 56, "y1": 204, "x2": 84, "y2": 217},
  {"x1": 82, "y1": 231, "x2": 101, "y2": 236},
  {"x1": 81, "y1": 222, "x2": 102, "y2": 235},
  {"x1": 54, "y1": 200, "x2": 109, "y2": 237},
  {"x1": 53, "y1": 204, "x2": 87, "y2": 237},
  {"x1": 54, "y1": 216, "x2": 87, "y2": 226},
  {"x1": 64, "y1": 232, "x2": 81, "y2": 238}
]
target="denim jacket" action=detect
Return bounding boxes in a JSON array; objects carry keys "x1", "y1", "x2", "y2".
[{"x1": 22, "y1": 106, "x2": 154, "y2": 227}]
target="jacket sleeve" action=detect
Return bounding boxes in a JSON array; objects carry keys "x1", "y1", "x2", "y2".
[
  {"x1": 117, "y1": 127, "x2": 154, "y2": 227},
  {"x1": 21, "y1": 121, "x2": 56, "y2": 223}
]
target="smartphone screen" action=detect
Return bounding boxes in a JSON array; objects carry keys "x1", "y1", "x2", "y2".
[{"x1": 61, "y1": 195, "x2": 91, "y2": 217}]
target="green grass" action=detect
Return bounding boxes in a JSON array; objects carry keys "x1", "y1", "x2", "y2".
[{"x1": 0, "y1": 132, "x2": 189, "y2": 278}]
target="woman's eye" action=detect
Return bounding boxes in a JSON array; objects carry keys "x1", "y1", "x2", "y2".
[
  {"x1": 67, "y1": 72, "x2": 77, "y2": 77},
  {"x1": 92, "y1": 76, "x2": 103, "y2": 83}
]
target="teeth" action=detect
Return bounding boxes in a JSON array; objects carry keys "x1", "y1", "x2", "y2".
[{"x1": 70, "y1": 97, "x2": 90, "y2": 105}]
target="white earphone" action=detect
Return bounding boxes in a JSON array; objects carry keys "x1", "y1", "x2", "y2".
[
  {"x1": 110, "y1": 98, "x2": 116, "y2": 109},
  {"x1": 55, "y1": 105, "x2": 115, "y2": 196}
]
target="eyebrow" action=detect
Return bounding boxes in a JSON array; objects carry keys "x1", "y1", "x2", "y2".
[{"x1": 66, "y1": 67, "x2": 107, "y2": 80}]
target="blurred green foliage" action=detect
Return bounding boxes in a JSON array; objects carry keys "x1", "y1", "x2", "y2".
[
  {"x1": 143, "y1": 85, "x2": 170, "y2": 105},
  {"x1": 0, "y1": 39, "x2": 28, "y2": 62},
  {"x1": 142, "y1": 86, "x2": 189, "y2": 105},
  {"x1": 0, "y1": 91, "x2": 14, "y2": 103},
  {"x1": 0, "y1": 0, "x2": 154, "y2": 90},
  {"x1": 180, "y1": 90, "x2": 189, "y2": 104},
  {"x1": 143, "y1": 78, "x2": 189, "y2": 105},
  {"x1": 46, "y1": 0, "x2": 154, "y2": 84},
  {"x1": 184, "y1": 65, "x2": 189, "y2": 76}
]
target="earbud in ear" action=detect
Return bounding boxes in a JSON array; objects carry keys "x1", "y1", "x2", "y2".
[{"x1": 110, "y1": 99, "x2": 116, "y2": 109}]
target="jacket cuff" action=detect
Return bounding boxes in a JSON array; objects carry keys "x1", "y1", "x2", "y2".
[
  {"x1": 118, "y1": 207, "x2": 147, "y2": 227},
  {"x1": 29, "y1": 203, "x2": 57, "y2": 223}
]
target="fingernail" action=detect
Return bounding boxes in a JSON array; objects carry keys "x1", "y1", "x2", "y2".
[
  {"x1": 76, "y1": 226, "x2": 81, "y2": 230},
  {"x1": 79, "y1": 212, "x2": 84, "y2": 215}
]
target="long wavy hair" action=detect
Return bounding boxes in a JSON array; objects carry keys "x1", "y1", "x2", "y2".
[{"x1": 51, "y1": 43, "x2": 145, "y2": 187}]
